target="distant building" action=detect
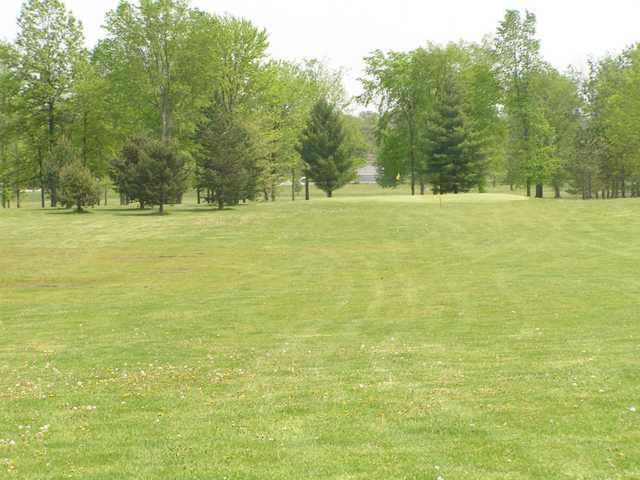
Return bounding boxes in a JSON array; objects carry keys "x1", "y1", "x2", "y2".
[{"x1": 355, "y1": 153, "x2": 378, "y2": 184}]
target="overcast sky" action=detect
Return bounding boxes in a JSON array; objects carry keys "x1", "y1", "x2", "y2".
[{"x1": 2, "y1": 0, "x2": 640, "y2": 99}]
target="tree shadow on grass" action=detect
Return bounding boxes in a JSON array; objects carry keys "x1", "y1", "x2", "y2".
[
  {"x1": 166, "y1": 207, "x2": 237, "y2": 213},
  {"x1": 100, "y1": 207, "x2": 237, "y2": 216},
  {"x1": 41, "y1": 205, "x2": 239, "y2": 216},
  {"x1": 45, "y1": 209, "x2": 94, "y2": 215}
]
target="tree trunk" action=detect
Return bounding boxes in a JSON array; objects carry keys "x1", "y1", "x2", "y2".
[
  {"x1": 15, "y1": 188, "x2": 20, "y2": 208},
  {"x1": 554, "y1": 184, "x2": 561, "y2": 199},
  {"x1": 305, "y1": 177, "x2": 310, "y2": 201},
  {"x1": 161, "y1": 93, "x2": 171, "y2": 142},
  {"x1": 197, "y1": 188, "x2": 201, "y2": 205},
  {"x1": 327, "y1": 190, "x2": 333, "y2": 198},
  {"x1": 420, "y1": 182, "x2": 425, "y2": 195},
  {"x1": 159, "y1": 202, "x2": 164, "y2": 215},
  {"x1": 38, "y1": 148, "x2": 45, "y2": 209},
  {"x1": 218, "y1": 198, "x2": 224, "y2": 210},
  {"x1": 291, "y1": 169, "x2": 296, "y2": 201},
  {"x1": 409, "y1": 127, "x2": 416, "y2": 196},
  {"x1": 82, "y1": 111, "x2": 88, "y2": 164},
  {"x1": 48, "y1": 101, "x2": 56, "y2": 208},
  {"x1": 535, "y1": 183, "x2": 544, "y2": 199},
  {"x1": 526, "y1": 180, "x2": 531, "y2": 197},
  {"x1": 104, "y1": 186, "x2": 108, "y2": 206}
]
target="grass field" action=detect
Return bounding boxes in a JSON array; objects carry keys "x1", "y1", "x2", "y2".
[{"x1": 1, "y1": 185, "x2": 639, "y2": 479}]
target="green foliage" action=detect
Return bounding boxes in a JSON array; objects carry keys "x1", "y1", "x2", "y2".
[
  {"x1": 360, "y1": 49, "x2": 424, "y2": 194},
  {"x1": 342, "y1": 114, "x2": 370, "y2": 169},
  {"x1": 423, "y1": 81, "x2": 487, "y2": 193},
  {"x1": 375, "y1": 118, "x2": 409, "y2": 187},
  {"x1": 361, "y1": 43, "x2": 503, "y2": 194},
  {"x1": 298, "y1": 98, "x2": 354, "y2": 197},
  {"x1": 195, "y1": 105, "x2": 255, "y2": 210},
  {"x1": 13, "y1": 0, "x2": 85, "y2": 138},
  {"x1": 111, "y1": 135, "x2": 187, "y2": 213},
  {"x1": 12, "y1": 0, "x2": 86, "y2": 204},
  {"x1": 494, "y1": 10, "x2": 553, "y2": 194},
  {"x1": 214, "y1": 16, "x2": 269, "y2": 116},
  {"x1": 59, "y1": 160, "x2": 101, "y2": 212},
  {"x1": 99, "y1": 0, "x2": 218, "y2": 143}
]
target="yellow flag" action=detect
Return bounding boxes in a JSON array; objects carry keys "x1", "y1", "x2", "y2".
[{"x1": 396, "y1": 173, "x2": 401, "y2": 182}]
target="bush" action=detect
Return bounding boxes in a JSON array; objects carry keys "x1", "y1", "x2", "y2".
[{"x1": 59, "y1": 161, "x2": 101, "y2": 212}]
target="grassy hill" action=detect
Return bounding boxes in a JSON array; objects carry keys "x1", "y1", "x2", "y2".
[{"x1": 1, "y1": 186, "x2": 639, "y2": 479}]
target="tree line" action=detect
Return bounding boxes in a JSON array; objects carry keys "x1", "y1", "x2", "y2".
[
  {"x1": 360, "y1": 10, "x2": 640, "y2": 199},
  {"x1": 0, "y1": 0, "x2": 366, "y2": 211},
  {"x1": 3, "y1": 4, "x2": 640, "y2": 210}
]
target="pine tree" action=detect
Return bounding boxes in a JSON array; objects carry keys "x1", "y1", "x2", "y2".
[
  {"x1": 298, "y1": 98, "x2": 353, "y2": 198},
  {"x1": 424, "y1": 82, "x2": 486, "y2": 194},
  {"x1": 111, "y1": 136, "x2": 187, "y2": 214},
  {"x1": 59, "y1": 160, "x2": 101, "y2": 213},
  {"x1": 195, "y1": 105, "x2": 255, "y2": 210}
]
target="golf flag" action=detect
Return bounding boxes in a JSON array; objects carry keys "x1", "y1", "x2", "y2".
[{"x1": 396, "y1": 173, "x2": 401, "y2": 182}]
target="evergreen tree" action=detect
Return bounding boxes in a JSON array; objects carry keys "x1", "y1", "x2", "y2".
[
  {"x1": 423, "y1": 82, "x2": 486, "y2": 194},
  {"x1": 111, "y1": 136, "x2": 187, "y2": 214},
  {"x1": 298, "y1": 98, "x2": 353, "y2": 198},
  {"x1": 59, "y1": 160, "x2": 101, "y2": 212},
  {"x1": 195, "y1": 105, "x2": 255, "y2": 210}
]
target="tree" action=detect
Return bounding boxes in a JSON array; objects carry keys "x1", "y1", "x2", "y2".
[
  {"x1": 298, "y1": 98, "x2": 354, "y2": 198},
  {"x1": 494, "y1": 10, "x2": 545, "y2": 197},
  {"x1": 361, "y1": 42, "x2": 502, "y2": 195},
  {"x1": 536, "y1": 68, "x2": 582, "y2": 198},
  {"x1": 252, "y1": 60, "x2": 333, "y2": 202},
  {"x1": 99, "y1": 0, "x2": 218, "y2": 147},
  {"x1": 14, "y1": 0, "x2": 85, "y2": 207},
  {"x1": 0, "y1": 41, "x2": 22, "y2": 208},
  {"x1": 375, "y1": 117, "x2": 409, "y2": 187},
  {"x1": 342, "y1": 114, "x2": 371, "y2": 171},
  {"x1": 360, "y1": 50, "x2": 425, "y2": 195},
  {"x1": 195, "y1": 105, "x2": 254, "y2": 210},
  {"x1": 111, "y1": 135, "x2": 187, "y2": 213},
  {"x1": 59, "y1": 160, "x2": 101, "y2": 212},
  {"x1": 423, "y1": 80, "x2": 486, "y2": 194},
  {"x1": 67, "y1": 55, "x2": 113, "y2": 180}
]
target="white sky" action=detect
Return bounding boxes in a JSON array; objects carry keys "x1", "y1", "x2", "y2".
[{"x1": 2, "y1": 0, "x2": 640, "y2": 100}]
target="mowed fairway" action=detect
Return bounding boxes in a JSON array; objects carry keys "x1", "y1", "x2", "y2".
[{"x1": 1, "y1": 187, "x2": 639, "y2": 479}]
